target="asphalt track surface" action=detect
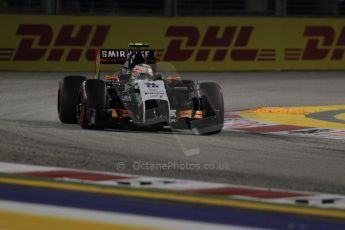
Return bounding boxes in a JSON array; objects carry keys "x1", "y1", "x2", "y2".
[{"x1": 1, "y1": 72, "x2": 345, "y2": 194}]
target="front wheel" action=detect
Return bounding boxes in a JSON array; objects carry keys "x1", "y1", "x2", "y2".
[{"x1": 78, "y1": 79, "x2": 106, "y2": 129}]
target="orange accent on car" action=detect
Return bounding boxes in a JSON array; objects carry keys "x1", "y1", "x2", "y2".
[
  {"x1": 104, "y1": 75, "x2": 119, "y2": 81},
  {"x1": 166, "y1": 75, "x2": 182, "y2": 81},
  {"x1": 178, "y1": 109, "x2": 193, "y2": 118},
  {"x1": 123, "y1": 109, "x2": 133, "y2": 118},
  {"x1": 194, "y1": 110, "x2": 204, "y2": 119},
  {"x1": 111, "y1": 109, "x2": 118, "y2": 118}
]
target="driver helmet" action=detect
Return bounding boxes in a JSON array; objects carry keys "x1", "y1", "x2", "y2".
[{"x1": 131, "y1": 64, "x2": 153, "y2": 78}]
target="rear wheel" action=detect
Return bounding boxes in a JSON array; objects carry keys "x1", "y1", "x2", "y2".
[
  {"x1": 58, "y1": 75, "x2": 86, "y2": 123},
  {"x1": 78, "y1": 79, "x2": 106, "y2": 129},
  {"x1": 190, "y1": 81, "x2": 224, "y2": 135}
]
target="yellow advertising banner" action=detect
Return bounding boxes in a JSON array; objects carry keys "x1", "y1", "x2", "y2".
[{"x1": 0, "y1": 15, "x2": 344, "y2": 71}]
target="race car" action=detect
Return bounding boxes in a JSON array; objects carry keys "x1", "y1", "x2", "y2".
[{"x1": 58, "y1": 43, "x2": 224, "y2": 134}]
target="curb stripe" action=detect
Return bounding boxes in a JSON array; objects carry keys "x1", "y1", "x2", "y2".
[
  {"x1": 0, "y1": 176, "x2": 344, "y2": 219},
  {"x1": 15, "y1": 170, "x2": 135, "y2": 181},
  {"x1": 179, "y1": 187, "x2": 305, "y2": 199},
  {"x1": 0, "y1": 182, "x2": 344, "y2": 229}
]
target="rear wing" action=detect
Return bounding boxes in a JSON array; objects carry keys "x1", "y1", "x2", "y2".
[
  {"x1": 98, "y1": 49, "x2": 156, "y2": 64},
  {"x1": 95, "y1": 49, "x2": 156, "y2": 79}
]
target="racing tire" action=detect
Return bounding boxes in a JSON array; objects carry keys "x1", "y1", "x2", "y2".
[
  {"x1": 190, "y1": 81, "x2": 224, "y2": 135},
  {"x1": 78, "y1": 79, "x2": 106, "y2": 129},
  {"x1": 58, "y1": 75, "x2": 86, "y2": 123}
]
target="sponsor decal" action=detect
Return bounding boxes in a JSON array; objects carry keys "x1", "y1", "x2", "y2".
[
  {"x1": 144, "y1": 91, "x2": 165, "y2": 99},
  {"x1": 2, "y1": 24, "x2": 110, "y2": 62},
  {"x1": 163, "y1": 25, "x2": 345, "y2": 63},
  {"x1": 101, "y1": 50, "x2": 127, "y2": 58},
  {"x1": 144, "y1": 92, "x2": 165, "y2": 95},
  {"x1": 99, "y1": 49, "x2": 155, "y2": 64},
  {"x1": 285, "y1": 26, "x2": 345, "y2": 61},
  {"x1": 170, "y1": 109, "x2": 177, "y2": 122},
  {"x1": 122, "y1": 95, "x2": 132, "y2": 101},
  {"x1": 144, "y1": 82, "x2": 160, "y2": 88},
  {"x1": 163, "y1": 25, "x2": 275, "y2": 62}
]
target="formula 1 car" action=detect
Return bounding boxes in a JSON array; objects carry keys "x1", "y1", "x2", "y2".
[{"x1": 58, "y1": 43, "x2": 224, "y2": 134}]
